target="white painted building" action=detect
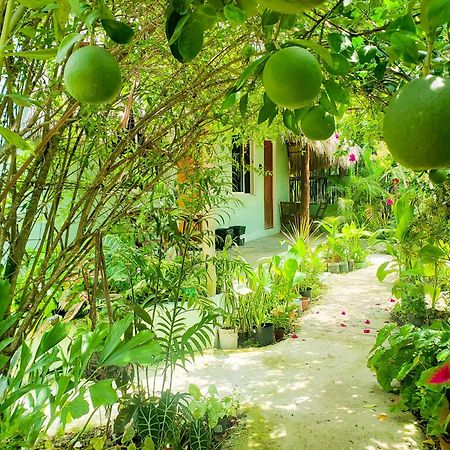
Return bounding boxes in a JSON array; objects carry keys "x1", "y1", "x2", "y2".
[{"x1": 218, "y1": 138, "x2": 290, "y2": 242}]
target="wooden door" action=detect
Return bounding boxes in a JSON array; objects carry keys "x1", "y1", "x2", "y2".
[{"x1": 264, "y1": 141, "x2": 274, "y2": 229}]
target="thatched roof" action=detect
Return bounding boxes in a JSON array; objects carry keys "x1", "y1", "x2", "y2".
[{"x1": 286, "y1": 134, "x2": 356, "y2": 174}]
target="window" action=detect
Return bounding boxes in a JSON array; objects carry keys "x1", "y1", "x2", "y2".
[{"x1": 232, "y1": 141, "x2": 253, "y2": 194}]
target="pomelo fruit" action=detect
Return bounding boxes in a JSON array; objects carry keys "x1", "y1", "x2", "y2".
[
  {"x1": 429, "y1": 169, "x2": 448, "y2": 185},
  {"x1": 301, "y1": 106, "x2": 335, "y2": 141},
  {"x1": 383, "y1": 76, "x2": 450, "y2": 170},
  {"x1": 63, "y1": 46, "x2": 122, "y2": 104},
  {"x1": 262, "y1": 47, "x2": 322, "y2": 109},
  {"x1": 259, "y1": 0, "x2": 325, "y2": 13}
]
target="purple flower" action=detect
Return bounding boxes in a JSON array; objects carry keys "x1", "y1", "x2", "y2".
[
  {"x1": 335, "y1": 132, "x2": 340, "y2": 139},
  {"x1": 349, "y1": 153, "x2": 357, "y2": 163},
  {"x1": 386, "y1": 198, "x2": 394, "y2": 206},
  {"x1": 363, "y1": 329, "x2": 371, "y2": 334}
]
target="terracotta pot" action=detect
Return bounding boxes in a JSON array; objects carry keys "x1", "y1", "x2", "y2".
[{"x1": 301, "y1": 297, "x2": 310, "y2": 310}]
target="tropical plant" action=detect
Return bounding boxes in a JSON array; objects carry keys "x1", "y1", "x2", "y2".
[{"x1": 368, "y1": 321, "x2": 450, "y2": 442}]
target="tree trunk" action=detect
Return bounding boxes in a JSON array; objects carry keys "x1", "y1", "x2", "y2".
[{"x1": 300, "y1": 143, "x2": 310, "y2": 225}]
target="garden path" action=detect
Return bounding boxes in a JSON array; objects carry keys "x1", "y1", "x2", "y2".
[{"x1": 170, "y1": 254, "x2": 425, "y2": 450}]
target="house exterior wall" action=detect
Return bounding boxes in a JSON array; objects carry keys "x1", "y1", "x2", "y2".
[{"x1": 219, "y1": 138, "x2": 290, "y2": 242}]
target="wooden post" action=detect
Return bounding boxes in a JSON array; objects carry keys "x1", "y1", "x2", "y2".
[{"x1": 300, "y1": 143, "x2": 310, "y2": 225}]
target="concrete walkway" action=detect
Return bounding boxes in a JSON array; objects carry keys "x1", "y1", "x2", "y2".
[{"x1": 169, "y1": 255, "x2": 424, "y2": 450}]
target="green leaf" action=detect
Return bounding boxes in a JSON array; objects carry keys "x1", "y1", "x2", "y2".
[
  {"x1": 101, "y1": 330, "x2": 162, "y2": 367},
  {"x1": 68, "y1": 390, "x2": 90, "y2": 419},
  {"x1": 101, "y1": 19, "x2": 134, "y2": 44},
  {"x1": 223, "y1": 4, "x2": 246, "y2": 25},
  {"x1": 99, "y1": 315, "x2": 133, "y2": 364},
  {"x1": 178, "y1": 20, "x2": 204, "y2": 62},
  {"x1": 376, "y1": 260, "x2": 395, "y2": 282},
  {"x1": 188, "y1": 383, "x2": 202, "y2": 400},
  {"x1": 4, "y1": 93, "x2": 41, "y2": 108},
  {"x1": 194, "y1": 5, "x2": 217, "y2": 29},
  {"x1": 325, "y1": 53, "x2": 351, "y2": 75},
  {"x1": 56, "y1": 32, "x2": 83, "y2": 63},
  {"x1": 282, "y1": 109, "x2": 299, "y2": 134},
  {"x1": 323, "y1": 80, "x2": 349, "y2": 105},
  {"x1": 289, "y1": 39, "x2": 333, "y2": 66},
  {"x1": 235, "y1": 55, "x2": 269, "y2": 90},
  {"x1": 18, "y1": 0, "x2": 53, "y2": 8},
  {"x1": 36, "y1": 322, "x2": 68, "y2": 358},
  {"x1": 387, "y1": 15, "x2": 417, "y2": 34},
  {"x1": 0, "y1": 126, "x2": 34, "y2": 151},
  {"x1": 221, "y1": 92, "x2": 237, "y2": 110},
  {"x1": 167, "y1": 12, "x2": 190, "y2": 45},
  {"x1": 11, "y1": 48, "x2": 58, "y2": 60},
  {"x1": 0, "y1": 279, "x2": 10, "y2": 321},
  {"x1": 258, "y1": 102, "x2": 277, "y2": 125},
  {"x1": 239, "y1": 93, "x2": 248, "y2": 116},
  {"x1": 390, "y1": 32, "x2": 419, "y2": 64},
  {"x1": 419, "y1": 245, "x2": 446, "y2": 259},
  {"x1": 142, "y1": 437, "x2": 155, "y2": 450},
  {"x1": 89, "y1": 379, "x2": 118, "y2": 408},
  {"x1": 421, "y1": 0, "x2": 450, "y2": 33}
]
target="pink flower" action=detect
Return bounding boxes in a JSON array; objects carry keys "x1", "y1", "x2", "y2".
[
  {"x1": 349, "y1": 153, "x2": 357, "y2": 163},
  {"x1": 335, "y1": 132, "x2": 340, "y2": 139},
  {"x1": 364, "y1": 320, "x2": 371, "y2": 324},
  {"x1": 386, "y1": 198, "x2": 394, "y2": 206},
  {"x1": 390, "y1": 298, "x2": 396, "y2": 303},
  {"x1": 291, "y1": 333, "x2": 299, "y2": 339},
  {"x1": 428, "y1": 363, "x2": 450, "y2": 384},
  {"x1": 363, "y1": 329, "x2": 370, "y2": 334},
  {"x1": 340, "y1": 323, "x2": 347, "y2": 328},
  {"x1": 341, "y1": 311, "x2": 346, "y2": 315}
]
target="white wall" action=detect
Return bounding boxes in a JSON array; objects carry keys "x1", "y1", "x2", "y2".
[{"x1": 219, "y1": 138, "x2": 290, "y2": 242}]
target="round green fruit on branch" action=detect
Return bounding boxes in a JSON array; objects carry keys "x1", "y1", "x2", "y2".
[
  {"x1": 63, "y1": 46, "x2": 122, "y2": 105},
  {"x1": 301, "y1": 105, "x2": 335, "y2": 141},
  {"x1": 383, "y1": 76, "x2": 450, "y2": 170},
  {"x1": 259, "y1": 0, "x2": 325, "y2": 13},
  {"x1": 429, "y1": 169, "x2": 448, "y2": 185},
  {"x1": 262, "y1": 46, "x2": 322, "y2": 109}
]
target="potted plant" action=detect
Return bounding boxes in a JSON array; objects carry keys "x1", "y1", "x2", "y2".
[{"x1": 271, "y1": 303, "x2": 298, "y2": 341}]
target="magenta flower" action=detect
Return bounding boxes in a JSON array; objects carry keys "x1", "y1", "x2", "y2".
[
  {"x1": 349, "y1": 153, "x2": 357, "y2": 163},
  {"x1": 341, "y1": 311, "x2": 346, "y2": 315},
  {"x1": 335, "y1": 132, "x2": 340, "y2": 139},
  {"x1": 364, "y1": 320, "x2": 371, "y2": 324},
  {"x1": 386, "y1": 198, "x2": 394, "y2": 206},
  {"x1": 291, "y1": 333, "x2": 299, "y2": 339},
  {"x1": 390, "y1": 298, "x2": 396, "y2": 303},
  {"x1": 428, "y1": 363, "x2": 450, "y2": 384},
  {"x1": 363, "y1": 329, "x2": 370, "y2": 334},
  {"x1": 340, "y1": 323, "x2": 347, "y2": 328}
]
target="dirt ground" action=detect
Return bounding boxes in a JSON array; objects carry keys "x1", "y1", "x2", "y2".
[{"x1": 169, "y1": 254, "x2": 425, "y2": 450}]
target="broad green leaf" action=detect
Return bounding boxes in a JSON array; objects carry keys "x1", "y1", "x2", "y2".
[
  {"x1": 235, "y1": 55, "x2": 269, "y2": 90},
  {"x1": 239, "y1": 93, "x2": 248, "y2": 116},
  {"x1": 419, "y1": 245, "x2": 446, "y2": 259},
  {"x1": 142, "y1": 437, "x2": 155, "y2": 450},
  {"x1": 178, "y1": 21, "x2": 204, "y2": 62},
  {"x1": 257, "y1": 102, "x2": 277, "y2": 125},
  {"x1": 221, "y1": 92, "x2": 237, "y2": 110},
  {"x1": 188, "y1": 383, "x2": 202, "y2": 400},
  {"x1": 421, "y1": 0, "x2": 450, "y2": 34},
  {"x1": 89, "y1": 379, "x2": 118, "y2": 408},
  {"x1": 101, "y1": 19, "x2": 134, "y2": 44},
  {"x1": 325, "y1": 53, "x2": 351, "y2": 75},
  {"x1": 167, "y1": 13, "x2": 190, "y2": 45},
  {"x1": 91, "y1": 436, "x2": 106, "y2": 450},
  {"x1": 289, "y1": 39, "x2": 333, "y2": 66},
  {"x1": 56, "y1": 32, "x2": 83, "y2": 63},
  {"x1": 390, "y1": 32, "x2": 419, "y2": 64},
  {"x1": 282, "y1": 109, "x2": 299, "y2": 134},
  {"x1": 223, "y1": 4, "x2": 246, "y2": 25},
  {"x1": 194, "y1": 5, "x2": 217, "y2": 29},
  {"x1": 0, "y1": 126, "x2": 34, "y2": 151},
  {"x1": 323, "y1": 80, "x2": 349, "y2": 105},
  {"x1": 101, "y1": 330, "x2": 162, "y2": 367},
  {"x1": 68, "y1": 390, "x2": 89, "y2": 419},
  {"x1": 387, "y1": 15, "x2": 416, "y2": 34},
  {"x1": 36, "y1": 322, "x2": 68, "y2": 358},
  {"x1": 99, "y1": 315, "x2": 133, "y2": 364}
]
